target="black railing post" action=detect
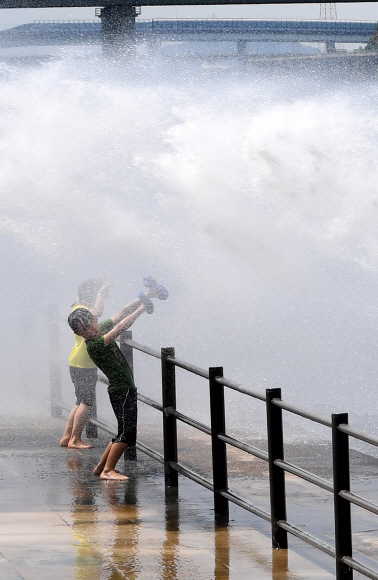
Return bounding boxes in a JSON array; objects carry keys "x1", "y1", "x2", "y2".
[
  {"x1": 332, "y1": 413, "x2": 353, "y2": 580},
  {"x1": 161, "y1": 347, "x2": 178, "y2": 487},
  {"x1": 266, "y1": 388, "x2": 287, "y2": 549},
  {"x1": 120, "y1": 330, "x2": 136, "y2": 460},
  {"x1": 209, "y1": 367, "x2": 229, "y2": 524}
]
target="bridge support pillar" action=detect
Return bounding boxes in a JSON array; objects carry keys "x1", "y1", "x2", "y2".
[
  {"x1": 237, "y1": 39, "x2": 247, "y2": 58},
  {"x1": 326, "y1": 40, "x2": 336, "y2": 53},
  {"x1": 100, "y1": 5, "x2": 137, "y2": 55}
]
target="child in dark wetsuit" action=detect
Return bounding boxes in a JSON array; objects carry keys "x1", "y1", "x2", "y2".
[{"x1": 67, "y1": 287, "x2": 162, "y2": 481}]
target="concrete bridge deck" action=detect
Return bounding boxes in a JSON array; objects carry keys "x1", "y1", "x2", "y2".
[
  {"x1": 0, "y1": 19, "x2": 376, "y2": 48},
  {"x1": 2, "y1": 415, "x2": 378, "y2": 579}
]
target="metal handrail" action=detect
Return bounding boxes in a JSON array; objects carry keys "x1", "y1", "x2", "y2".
[
  {"x1": 33, "y1": 19, "x2": 98, "y2": 23},
  {"x1": 338, "y1": 423, "x2": 378, "y2": 448},
  {"x1": 169, "y1": 461, "x2": 213, "y2": 491},
  {"x1": 278, "y1": 520, "x2": 336, "y2": 557},
  {"x1": 340, "y1": 490, "x2": 378, "y2": 517},
  {"x1": 124, "y1": 338, "x2": 161, "y2": 359},
  {"x1": 166, "y1": 407, "x2": 212, "y2": 436},
  {"x1": 271, "y1": 397, "x2": 332, "y2": 427},
  {"x1": 342, "y1": 557, "x2": 378, "y2": 580},
  {"x1": 136, "y1": 18, "x2": 377, "y2": 23},
  {"x1": 166, "y1": 355, "x2": 209, "y2": 378},
  {"x1": 137, "y1": 393, "x2": 163, "y2": 412},
  {"x1": 216, "y1": 375, "x2": 266, "y2": 401},
  {"x1": 274, "y1": 459, "x2": 333, "y2": 492},
  {"x1": 218, "y1": 433, "x2": 269, "y2": 461},
  {"x1": 53, "y1": 329, "x2": 378, "y2": 580},
  {"x1": 221, "y1": 488, "x2": 271, "y2": 522}
]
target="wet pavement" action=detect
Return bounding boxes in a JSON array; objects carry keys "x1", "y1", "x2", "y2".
[{"x1": 1, "y1": 416, "x2": 378, "y2": 579}]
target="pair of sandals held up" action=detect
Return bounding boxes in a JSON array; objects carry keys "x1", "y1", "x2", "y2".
[{"x1": 137, "y1": 276, "x2": 169, "y2": 314}]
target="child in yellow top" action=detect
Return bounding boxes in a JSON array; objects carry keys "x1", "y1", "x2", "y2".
[{"x1": 60, "y1": 279, "x2": 111, "y2": 449}]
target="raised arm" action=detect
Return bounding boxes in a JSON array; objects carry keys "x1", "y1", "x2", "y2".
[
  {"x1": 90, "y1": 283, "x2": 112, "y2": 317},
  {"x1": 104, "y1": 305, "x2": 146, "y2": 346},
  {"x1": 110, "y1": 298, "x2": 143, "y2": 325},
  {"x1": 111, "y1": 285, "x2": 161, "y2": 324}
]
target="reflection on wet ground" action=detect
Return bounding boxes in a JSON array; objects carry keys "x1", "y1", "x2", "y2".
[{"x1": 1, "y1": 416, "x2": 378, "y2": 579}]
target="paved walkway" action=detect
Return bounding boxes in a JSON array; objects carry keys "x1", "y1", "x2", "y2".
[{"x1": 1, "y1": 415, "x2": 378, "y2": 579}]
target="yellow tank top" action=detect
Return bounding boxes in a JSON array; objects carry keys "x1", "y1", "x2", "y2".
[{"x1": 68, "y1": 303, "x2": 97, "y2": 369}]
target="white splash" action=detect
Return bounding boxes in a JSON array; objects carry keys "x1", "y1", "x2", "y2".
[{"x1": 1, "y1": 54, "x2": 378, "y2": 442}]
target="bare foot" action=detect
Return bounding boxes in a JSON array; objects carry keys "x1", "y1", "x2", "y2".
[
  {"x1": 100, "y1": 470, "x2": 129, "y2": 481},
  {"x1": 94, "y1": 467, "x2": 120, "y2": 476},
  {"x1": 68, "y1": 439, "x2": 94, "y2": 449},
  {"x1": 60, "y1": 437, "x2": 70, "y2": 447}
]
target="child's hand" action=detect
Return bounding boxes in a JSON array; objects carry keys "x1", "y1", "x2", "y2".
[{"x1": 99, "y1": 282, "x2": 113, "y2": 299}]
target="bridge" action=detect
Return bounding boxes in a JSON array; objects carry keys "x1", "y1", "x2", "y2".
[
  {"x1": 1, "y1": 0, "x2": 378, "y2": 53},
  {"x1": 0, "y1": 19, "x2": 376, "y2": 51},
  {"x1": 0, "y1": 0, "x2": 377, "y2": 5}
]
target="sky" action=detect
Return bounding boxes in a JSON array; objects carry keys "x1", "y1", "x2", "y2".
[{"x1": 0, "y1": 2, "x2": 377, "y2": 31}]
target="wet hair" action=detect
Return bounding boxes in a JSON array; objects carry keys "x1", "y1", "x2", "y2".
[
  {"x1": 68, "y1": 308, "x2": 95, "y2": 334},
  {"x1": 77, "y1": 278, "x2": 103, "y2": 307}
]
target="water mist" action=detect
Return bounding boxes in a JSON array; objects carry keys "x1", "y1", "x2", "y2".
[{"x1": 1, "y1": 53, "x2": 378, "y2": 446}]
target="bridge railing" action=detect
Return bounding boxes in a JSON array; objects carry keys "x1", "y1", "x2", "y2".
[
  {"x1": 52, "y1": 329, "x2": 378, "y2": 580},
  {"x1": 29, "y1": 17, "x2": 375, "y2": 35},
  {"x1": 33, "y1": 19, "x2": 98, "y2": 23},
  {"x1": 135, "y1": 18, "x2": 376, "y2": 36}
]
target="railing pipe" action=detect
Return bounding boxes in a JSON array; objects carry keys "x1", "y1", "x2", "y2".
[
  {"x1": 137, "y1": 393, "x2": 163, "y2": 412},
  {"x1": 278, "y1": 520, "x2": 335, "y2": 557},
  {"x1": 218, "y1": 433, "x2": 269, "y2": 462},
  {"x1": 166, "y1": 355, "x2": 209, "y2": 379},
  {"x1": 216, "y1": 375, "x2": 266, "y2": 401},
  {"x1": 275, "y1": 459, "x2": 333, "y2": 493},
  {"x1": 169, "y1": 461, "x2": 213, "y2": 491},
  {"x1": 266, "y1": 388, "x2": 288, "y2": 549},
  {"x1": 272, "y1": 398, "x2": 331, "y2": 427},
  {"x1": 221, "y1": 489, "x2": 270, "y2": 522},
  {"x1": 338, "y1": 423, "x2": 378, "y2": 449},
  {"x1": 123, "y1": 337, "x2": 161, "y2": 359},
  {"x1": 209, "y1": 367, "x2": 229, "y2": 524},
  {"x1": 161, "y1": 347, "x2": 178, "y2": 487},
  {"x1": 332, "y1": 413, "x2": 353, "y2": 580},
  {"x1": 342, "y1": 557, "x2": 378, "y2": 580},
  {"x1": 166, "y1": 408, "x2": 211, "y2": 436},
  {"x1": 51, "y1": 321, "x2": 378, "y2": 579},
  {"x1": 340, "y1": 490, "x2": 378, "y2": 517}
]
